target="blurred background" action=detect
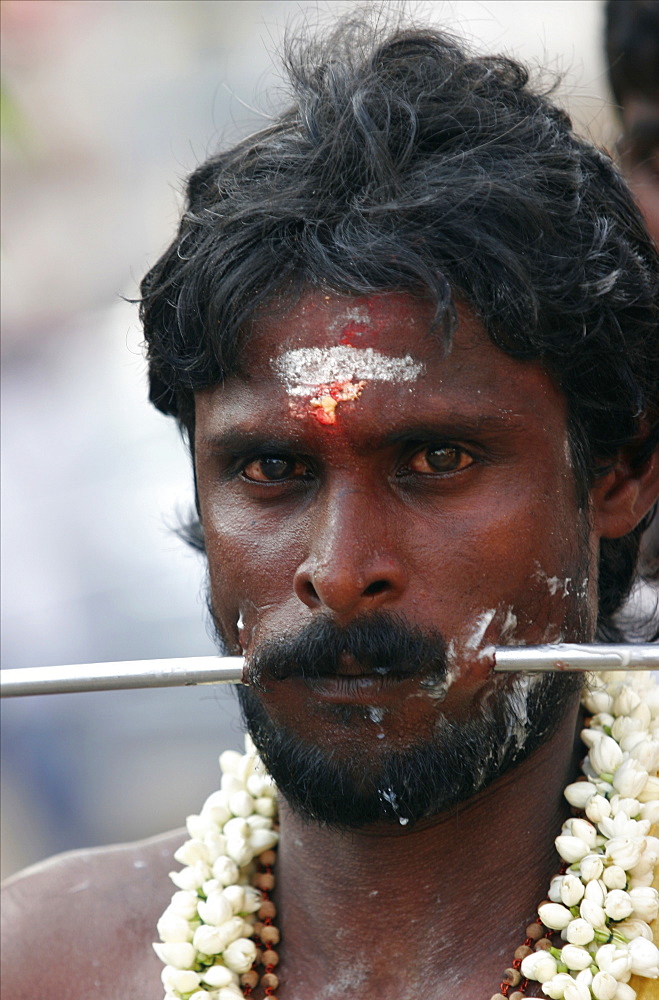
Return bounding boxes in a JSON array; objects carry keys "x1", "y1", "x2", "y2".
[{"x1": 0, "y1": 0, "x2": 634, "y2": 878}]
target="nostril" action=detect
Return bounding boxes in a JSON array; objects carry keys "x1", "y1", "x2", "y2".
[{"x1": 363, "y1": 580, "x2": 389, "y2": 597}]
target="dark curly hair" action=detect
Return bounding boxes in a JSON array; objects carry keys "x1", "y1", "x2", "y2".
[{"x1": 140, "y1": 17, "x2": 659, "y2": 641}]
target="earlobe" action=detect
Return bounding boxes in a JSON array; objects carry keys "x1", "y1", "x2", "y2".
[{"x1": 592, "y1": 448, "x2": 659, "y2": 539}]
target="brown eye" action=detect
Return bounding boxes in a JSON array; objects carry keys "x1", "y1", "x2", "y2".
[
  {"x1": 242, "y1": 456, "x2": 305, "y2": 482},
  {"x1": 407, "y1": 446, "x2": 473, "y2": 475}
]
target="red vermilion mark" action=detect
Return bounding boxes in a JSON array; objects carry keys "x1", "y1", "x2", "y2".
[
  {"x1": 290, "y1": 379, "x2": 367, "y2": 425},
  {"x1": 339, "y1": 323, "x2": 380, "y2": 348}
]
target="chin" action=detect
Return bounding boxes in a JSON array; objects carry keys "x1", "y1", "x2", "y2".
[{"x1": 238, "y1": 671, "x2": 583, "y2": 828}]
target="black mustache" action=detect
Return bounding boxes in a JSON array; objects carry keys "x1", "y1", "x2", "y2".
[{"x1": 246, "y1": 613, "x2": 448, "y2": 686}]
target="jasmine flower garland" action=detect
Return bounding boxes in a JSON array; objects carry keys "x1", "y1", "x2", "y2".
[{"x1": 154, "y1": 671, "x2": 659, "y2": 1000}]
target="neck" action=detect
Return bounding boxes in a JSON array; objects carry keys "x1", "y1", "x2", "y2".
[{"x1": 275, "y1": 698, "x2": 583, "y2": 999}]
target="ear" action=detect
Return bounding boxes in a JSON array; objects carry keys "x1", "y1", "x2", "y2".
[{"x1": 591, "y1": 446, "x2": 659, "y2": 539}]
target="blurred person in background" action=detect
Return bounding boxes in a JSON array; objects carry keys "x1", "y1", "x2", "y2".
[
  {"x1": 2, "y1": 11, "x2": 658, "y2": 1000},
  {"x1": 605, "y1": 0, "x2": 659, "y2": 571}
]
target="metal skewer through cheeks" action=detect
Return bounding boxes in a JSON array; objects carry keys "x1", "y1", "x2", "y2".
[{"x1": 0, "y1": 645, "x2": 656, "y2": 698}]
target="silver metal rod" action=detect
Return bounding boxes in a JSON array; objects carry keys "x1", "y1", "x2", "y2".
[
  {"x1": 493, "y1": 643, "x2": 659, "y2": 672},
  {"x1": 0, "y1": 656, "x2": 244, "y2": 697},
  {"x1": 1, "y1": 644, "x2": 657, "y2": 697}
]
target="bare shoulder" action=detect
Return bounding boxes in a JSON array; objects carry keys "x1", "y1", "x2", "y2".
[{"x1": 1, "y1": 828, "x2": 185, "y2": 1000}]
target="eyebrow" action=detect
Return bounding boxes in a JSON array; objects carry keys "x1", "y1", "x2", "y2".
[{"x1": 200, "y1": 414, "x2": 528, "y2": 455}]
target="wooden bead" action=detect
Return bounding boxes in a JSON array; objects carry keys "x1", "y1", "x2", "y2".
[
  {"x1": 514, "y1": 944, "x2": 533, "y2": 961},
  {"x1": 502, "y1": 967, "x2": 521, "y2": 986},
  {"x1": 534, "y1": 937, "x2": 552, "y2": 951},
  {"x1": 253, "y1": 871, "x2": 276, "y2": 891},
  {"x1": 253, "y1": 921, "x2": 264, "y2": 937},
  {"x1": 258, "y1": 900, "x2": 277, "y2": 919},
  {"x1": 262, "y1": 948, "x2": 279, "y2": 967},
  {"x1": 259, "y1": 849, "x2": 277, "y2": 867},
  {"x1": 510, "y1": 993, "x2": 526, "y2": 1000},
  {"x1": 240, "y1": 970, "x2": 259, "y2": 989},
  {"x1": 260, "y1": 925, "x2": 280, "y2": 946},
  {"x1": 261, "y1": 972, "x2": 279, "y2": 989},
  {"x1": 489, "y1": 994, "x2": 507, "y2": 1000},
  {"x1": 525, "y1": 922, "x2": 544, "y2": 940}
]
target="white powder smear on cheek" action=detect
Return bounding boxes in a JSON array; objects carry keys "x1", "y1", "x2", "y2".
[{"x1": 273, "y1": 345, "x2": 425, "y2": 394}]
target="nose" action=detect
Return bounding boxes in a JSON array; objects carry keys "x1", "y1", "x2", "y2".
[{"x1": 293, "y1": 487, "x2": 407, "y2": 616}]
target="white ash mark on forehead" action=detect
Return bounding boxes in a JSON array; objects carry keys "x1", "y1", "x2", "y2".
[{"x1": 273, "y1": 345, "x2": 425, "y2": 395}]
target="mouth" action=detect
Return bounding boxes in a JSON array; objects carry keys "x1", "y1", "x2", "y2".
[{"x1": 298, "y1": 671, "x2": 419, "y2": 704}]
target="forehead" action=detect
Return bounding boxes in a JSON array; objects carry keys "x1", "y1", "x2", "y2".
[{"x1": 231, "y1": 289, "x2": 565, "y2": 417}]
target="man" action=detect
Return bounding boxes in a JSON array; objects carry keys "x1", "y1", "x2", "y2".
[{"x1": 2, "y1": 17, "x2": 658, "y2": 1000}]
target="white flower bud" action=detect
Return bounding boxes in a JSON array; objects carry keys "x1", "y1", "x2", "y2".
[
  {"x1": 595, "y1": 943, "x2": 632, "y2": 980},
  {"x1": 582, "y1": 690, "x2": 614, "y2": 714},
  {"x1": 219, "y1": 750, "x2": 245, "y2": 776},
  {"x1": 549, "y1": 875, "x2": 565, "y2": 902},
  {"x1": 242, "y1": 886, "x2": 263, "y2": 914},
  {"x1": 564, "y1": 982, "x2": 591, "y2": 1000},
  {"x1": 629, "y1": 700, "x2": 652, "y2": 728},
  {"x1": 254, "y1": 796, "x2": 278, "y2": 817},
  {"x1": 613, "y1": 685, "x2": 641, "y2": 717},
  {"x1": 580, "y1": 898, "x2": 607, "y2": 928},
  {"x1": 613, "y1": 918, "x2": 654, "y2": 940},
  {"x1": 538, "y1": 902, "x2": 573, "y2": 930},
  {"x1": 605, "y1": 837, "x2": 645, "y2": 870},
  {"x1": 221, "y1": 773, "x2": 245, "y2": 797},
  {"x1": 629, "y1": 886, "x2": 659, "y2": 922},
  {"x1": 152, "y1": 941, "x2": 196, "y2": 969},
  {"x1": 169, "y1": 861, "x2": 210, "y2": 891},
  {"x1": 605, "y1": 889, "x2": 634, "y2": 921},
  {"x1": 591, "y1": 971, "x2": 618, "y2": 1000},
  {"x1": 200, "y1": 963, "x2": 238, "y2": 987},
  {"x1": 194, "y1": 916, "x2": 243, "y2": 955},
  {"x1": 639, "y1": 800, "x2": 659, "y2": 825},
  {"x1": 157, "y1": 910, "x2": 194, "y2": 943},
  {"x1": 613, "y1": 759, "x2": 649, "y2": 799},
  {"x1": 555, "y1": 835, "x2": 590, "y2": 864},
  {"x1": 542, "y1": 972, "x2": 578, "y2": 999},
  {"x1": 564, "y1": 781, "x2": 597, "y2": 809},
  {"x1": 590, "y1": 736, "x2": 624, "y2": 776},
  {"x1": 229, "y1": 790, "x2": 255, "y2": 818},
  {"x1": 223, "y1": 937, "x2": 258, "y2": 974},
  {"x1": 638, "y1": 775, "x2": 659, "y2": 803},
  {"x1": 581, "y1": 727, "x2": 606, "y2": 749},
  {"x1": 223, "y1": 885, "x2": 246, "y2": 914},
  {"x1": 561, "y1": 944, "x2": 593, "y2": 971},
  {"x1": 566, "y1": 917, "x2": 595, "y2": 945},
  {"x1": 161, "y1": 966, "x2": 201, "y2": 993},
  {"x1": 246, "y1": 813, "x2": 272, "y2": 831},
  {"x1": 560, "y1": 874, "x2": 586, "y2": 907},
  {"x1": 580, "y1": 854, "x2": 604, "y2": 882},
  {"x1": 520, "y1": 950, "x2": 558, "y2": 982},
  {"x1": 217, "y1": 987, "x2": 245, "y2": 1000},
  {"x1": 197, "y1": 890, "x2": 234, "y2": 926},
  {"x1": 602, "y1": 865, "x2": 627, "y2": 890},
  {"x1": 628, "y1": 738, "x2": 659, "y2": 774},
  {"x1": 250, "y1": 828, "x2": 279, "y2": 854},
  {"x1": 212, "y1": 855, "x2": 240, "y2": 886},
  {"x1": 584, "y1": 879, "x2": 606, "y2": 906},
  {"x1": 226, "y1": 836, "x2": 254, "y2": 867},
  {"x1": 193, "y1": 923, "x2": 227, "y2": 956},
  {"x1": 168, "y1": 890, "x2": 200, "y2": 920},
  {"x1": 569, "y1": 819, "x2": 598, "y2": 848},
  {"x1": 610, "y1": 796, "x2": 641, "y2": 818},
  {"x1": 612, "y1": 984, "x2": 637, "y2": 1000},
  {"x1": 586, "y1": 794, "x2": 612, "y2": 824},
  {"x1": 174, "y1": 838, "x2": 209, "y2": 867},
  {"x1": 628, "y1": 936, "x2": 659, "y2": 977},
  {"x1": 223, "y1": 817, "x2": 251, "y2": 840},
  {"x1": 630, "y1": 871, "x2": 655, "y2": 888}
]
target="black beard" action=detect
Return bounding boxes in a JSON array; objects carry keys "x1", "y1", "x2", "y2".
[{"x1": 225, "y1": 613, "x2": 584, "y2": 829}]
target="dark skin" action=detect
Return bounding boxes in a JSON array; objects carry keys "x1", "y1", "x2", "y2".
[{"x1": 2, "y1": 291, "x2": 657, "y2": 998}]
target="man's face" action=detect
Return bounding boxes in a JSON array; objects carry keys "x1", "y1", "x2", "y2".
[{"x1": 194, "y1": 290, "x2": 594, "y2": 825}]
